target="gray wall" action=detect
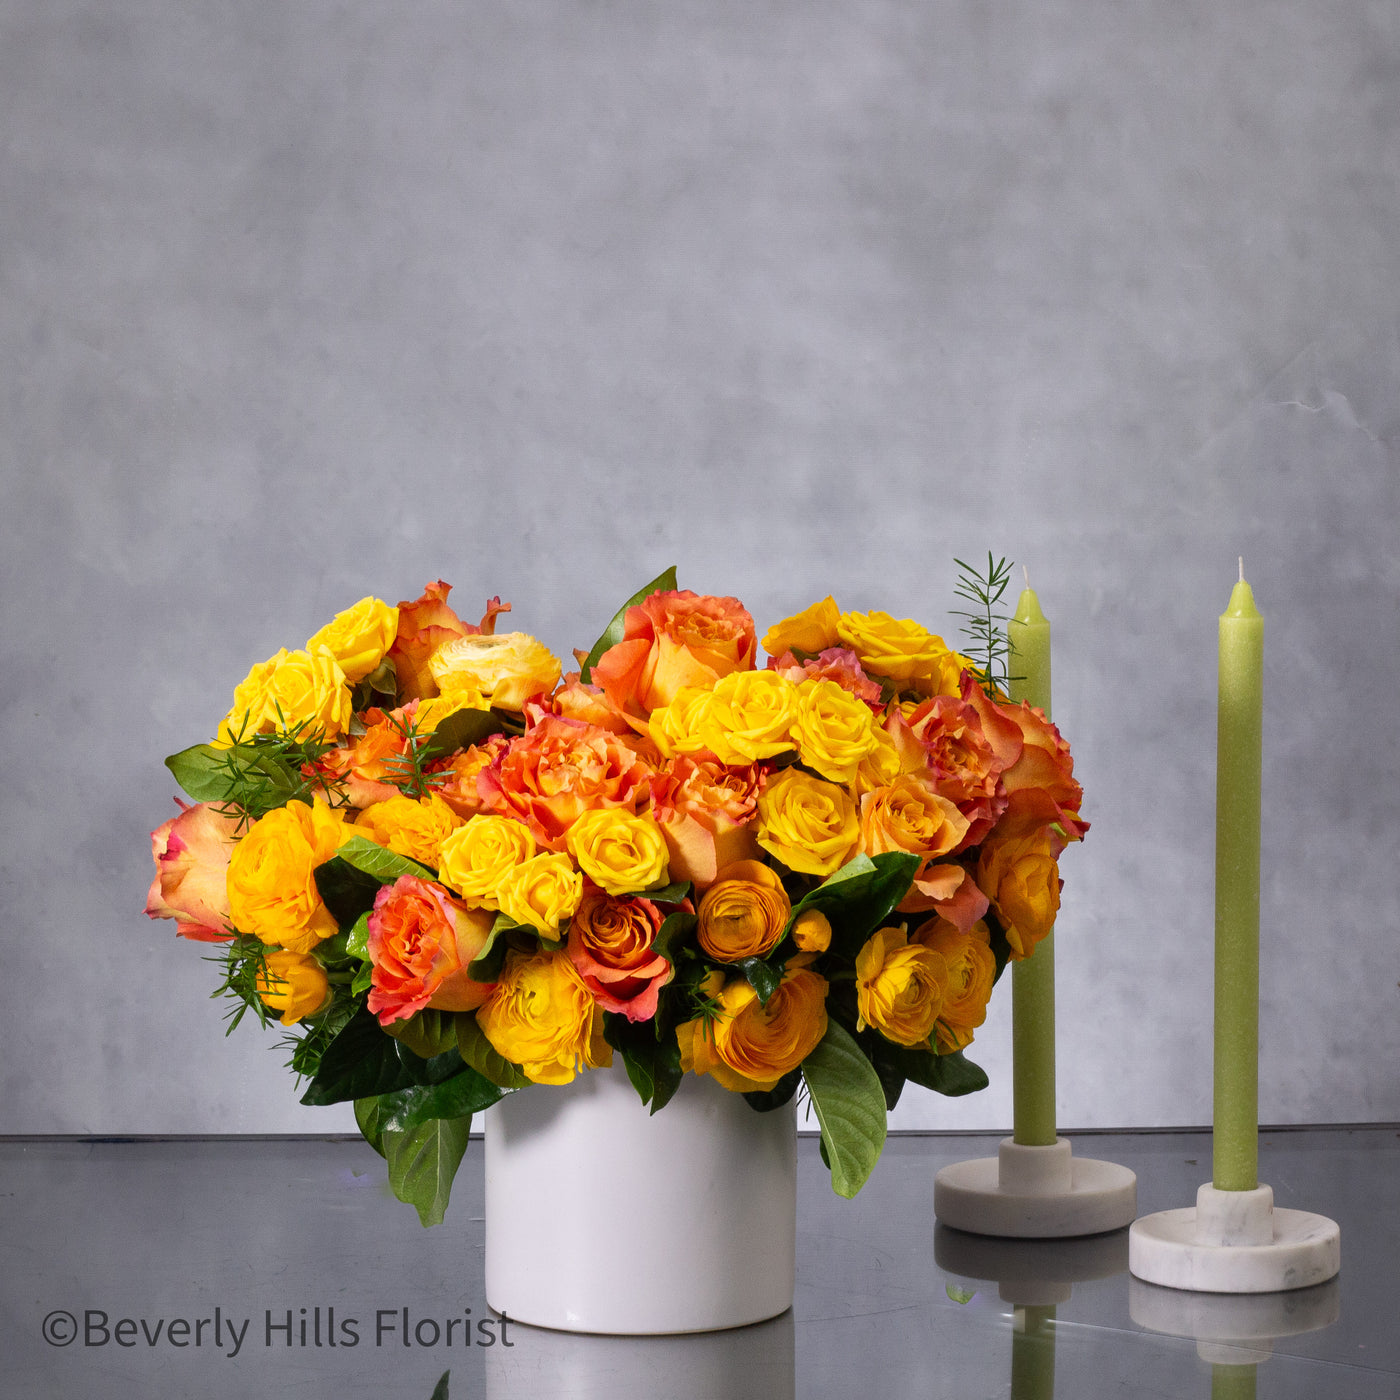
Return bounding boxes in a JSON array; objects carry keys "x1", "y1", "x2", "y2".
[{"x1": 3, "y1": 1, "x2": 1396, "y2": 1134}]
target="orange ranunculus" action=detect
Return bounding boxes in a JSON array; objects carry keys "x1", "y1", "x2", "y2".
[
  {"x1": 650, "y1": 753, "x2": 763, "y2": 888},
  {"x1": 911, "y1": 916, "x2": 996, "y2": 1053},
  {"x1": 365, "y1": 875, "x2": 496, "y2": 1026},
  {"x1": 145, "y1": 800, "x2": 241, "y2": 941},
  {"x1": 591, "y1": 590, "x2": 757, "y2": 721},
  {"x1": 761, "y1": 596, "x2": 841, "y2": 658},
  {"x1": 677, "y1": 957, "x2": 828, "y2": 1092},
  {"x1": 387, "y1": 582, "x2": 508, "y2": 702},
  {"x1": 476, "y1": 946, "x2": 613, "y2": 1084},
  {"x1": 902, "y1": 694, "x2": 1009, "y2": 848},
  {"x1": 696, "y1": 860, "x2": 791, "y2": 962},
  {"x1": 567, "y1": 889, "x2": 674, "y2": 1021},
  {"x1": 974, "y1": 793, "x2": 1063, "y2": 958},
  {"x1": 479, "y1": 713, "x2": 654, "y2": 850}
]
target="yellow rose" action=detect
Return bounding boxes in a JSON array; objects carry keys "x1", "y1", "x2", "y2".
[
  {"x1": 428, "y1": 631, "x2": 562, "y2": 710},
  {"x1": 912, "y1": 916, "x2": 996, "y2": 1053},
  {"x1": 565, "y1": 808, "x2": 669, "y2": 896},
  {"x1": 696, "y1": 860, "x2": 790, "y2": 962},
  {"x1": 677, "y1": 958, "x2": 829, "y2": 1092},
  {"x1": 853, "y1": 723, "x2": 903, "y2": 795},
  {"x1": 216, "y1": 646, "x2": 352, "y2": 745},
  {"x1": 475, "y1": 947, "x2": 612, "y2": 1084},
  {"x1": 860, "y1": 774, "x2": 970, "y2": 860},
  {"x1": 836, "y1": 610, "x2": 960, "y2": 693},
  {"x1": 761, "y1": 596, "x2": 841, "y2": 657},
  {"x1": 226, "y1": 799, "x2": 348, "y2": 952},
  {"x1": 495, "y1": 852, "x2": 584, "y2": 936},
  {"x1": 791, "y1": 678, "x2": 878, "y2": 785},
  {"x1": 647, "y1": 685, "x2": 719, "y2": 759},
  {"x1": 755, "y1": 768, "x2": 860, "y2": 877},
  {"x1": 256, "y1": 949, "x2": 332, "y2": 1026},
  {"x1": 306, "y1": 596, "x2": 399, "y2": 684},
  {"x1": 698, "y1": 669, "x2": 799, "y2": 764},
  {"x1": 790, "y1": 908, "x2": 832, "y2": 953},
  {"x1": 855, "y1": 925, "x2": 949, "y2": 1047},
  {"x1": 437, "y1": 814, "x2": 537, "y2": 908},
  {"x1": 353, "y1": 793, "x2": 463, "y2": 867}
]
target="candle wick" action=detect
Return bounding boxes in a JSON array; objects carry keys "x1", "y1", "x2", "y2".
[
  {"x1": 1238, "y1": 556, "x2": 1244, "y2": 583},
  {"x1": 1023, "y1": 564, "x2": 1031, "y2": 590}
]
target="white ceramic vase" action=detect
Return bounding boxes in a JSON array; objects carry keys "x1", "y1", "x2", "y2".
[{"x1": 483, "y1": 1061, "x2": 796, "y2": 1334}]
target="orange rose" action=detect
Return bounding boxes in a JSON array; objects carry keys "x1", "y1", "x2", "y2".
[
  {"x1": 859, "y1": 774, "x2": 970, "y2": 862},
  {"x1": 696, "y1": 860, "x2": 791, "y2": 962},
  {"x1": 650, "y1": 753, "x2": 763, "y2": 888},
  {"x1": 434, "y1": 735, "x2": 511, "y2": 820},
  {"x1": 591, "y1": 590, "x2": 757, "y2": 720},
  {"x1": 766, "y1": 646, "x2": 883, "y2": 706},
  {"x1": 974, "y1": 794, "x2": 1063, "y2": 958},
  {"x1": 479, "y1": 714, "x2": 654, "y2": 850},
  {"x1": 145, "y1": 800, "x2": 240, "y2": 941},
  {"x1": 901, "y1": 694, "x2": 1009, "y2": 847},
  {"x1": 995, "y1": 698, "x2": 1089, "y2": 843},
  {"x1": 567, "y1": 889, "x2": 675, "y2": 1021},
  {"x1": 552, "y1": 677, "x2": 636, "y2": 735},
  {"x1": 365, "y1": 875, "x2": 496, "y2": 1026}
]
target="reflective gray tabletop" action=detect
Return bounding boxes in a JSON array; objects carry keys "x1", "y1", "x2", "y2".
[{"x1": 1, "y1": 1127, "x2": 1394, "y2": 1398}]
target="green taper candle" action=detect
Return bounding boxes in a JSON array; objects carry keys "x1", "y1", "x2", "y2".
[
  {"x1": 1009, "y1": 580, "x2": 1057, "y2": 1148},
  {"x1": 1213, "y1": 562, "x2": 1263, "y2": 1192}
]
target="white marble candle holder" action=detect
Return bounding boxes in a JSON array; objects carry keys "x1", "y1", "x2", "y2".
[
  {"x1": 933, "y1": 1137, "x2": 1138, "y2": 1238},
  {"x1": 1128, "y1": 1183, "x2": 1340, "y2": 1294}
]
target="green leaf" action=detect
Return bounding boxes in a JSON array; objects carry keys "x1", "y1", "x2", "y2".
[
  {"x1": 466, "y1": 911, "x2": 527, "y2": 981},
  {"x1": 453, "y1": 1013, "x2": 531, "y2": 1089},
  {"x1": 352, "y1": 962, "x2": 373, "y2": 996},
  {"x1": 578, "y1": 567, "x2": 679, "y2": 683},
  {"x1": 336, "y1": 833, "x2": 436, "y2": 883},
  {"x1": 164, "y1": 743, "x2": 298, "y2": 807},
  {"x1": 354, "y1": 1095, "x2": 386, "y2": 1158},
  {"x1": 345, "y1": 912, "x2": 371, "y2": 960},
  {"x1": 898, "y1": 1045, "x2": 990, "y2": 1098},
  {"x1": 430, "y1": 1371, "x2": 451, "y2": 1400},
  {"x1": 651, "y1": 911, "x2": 697, "y2": 968},
  {"x1": 733, "y1": 954, "x2": 782, "y2": 1006},
  {"x1": 420, "y1": 708, "x2": 509, "y2": 764},
  {"x1": 299, "y1": 1009, "x2": 464, "y2": 1106},
  {"x1": 788, "y1": 852, "x2": 921, "y2": 958},
  {"x1": 742, "y1": 1068, "x2": 800, "y2": 1112},
  {"x1": 801, "y1": 1018, "x2": 888, "y2": 1198},
  {"x1": 603, "y1": 1014, "x2": 683, "y2": 1113},
  {"x1": 314, "y1": 857, "x2": 385, "y2": 929},
  {"x1": 637, "y1": 879, "x2": 692, "y2": 905},
  {"x1": 384, "y1": 1009, "x2": 459, "y2": 1061},
  {"x1": 377, "y1": 1065, "x2": 512, "y2": 1132},
  {"x1": 384, "y1": 1116, "x2": 472, "y2": 1227}
]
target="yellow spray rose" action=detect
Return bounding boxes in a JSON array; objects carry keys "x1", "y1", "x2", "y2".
[
  {"x1": 698, "y1": 669, "x2": 799, "y2": 765},
  {"x1": 216, "y1": 646, "x2": 352, "y2": 745},
  {"x1": 305, "y1": 596, "x2": 399, "y2": 684},
  {"x1": 855, "y1": 925, "x2": 949, "y2": 1048},
  {"x1": 647, "y1": 685, "x2": 719, "y2": 759},
  {"x1": 853, "y1": 722, "x2": 903, "y2": 795},
  {"x1": 256, "y1": 949, "x2": 332, "y2": 1026},
  {"x1": 696, "y1": 859, "x2": 790, "y2": 962},
  {"x1": 755, "y1": 768, "x2": 860, "y2": 877},
  {"x1": 836, "y1": 611, "x2": 961, "y2": 694},
  {"x1": 677, "y1": 958, "x2": 828, "y2": 1092},
  {"x1": 354, "y1": 793, "x2": 463, "y2": 867},
  {"x1": 791, "y1": 678, "x2": 878, "y2": 785},
  {"x1": 428, "y1": 631, "x2": 562, "y2": 710},
  {"x1": 761, "y1": 596, "x2": 841, "y2": 657},
  {"x1": 495, "y1": 852, "x2": 584, "y2": 936},
  {"x1": 226, "y1": 799, "x2": 348, "y2": 952},
  {"x1": 437, "y1": 815, "x2": 537, "y2": 908},
  {"x1": 475, "y1": 947, "x2": 612, "y2": 1084},
  {"x1": 565, "y1": 808, "x2": 669, "y2": 896}
]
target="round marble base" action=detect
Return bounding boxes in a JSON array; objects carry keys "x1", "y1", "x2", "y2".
[
  {"x1": 933, "y1": 1138, "x2": 1138, "y2": 1239},
  {"x1": 1128, "y1": 1183, "x2": 1341, "y2": 1294}
]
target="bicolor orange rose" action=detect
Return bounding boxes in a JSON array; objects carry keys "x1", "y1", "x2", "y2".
[
  {"x1": 994, "y1": 697, "x2": 1089, "y2": 844},
  {"x1": 388, "y1": 581, "x2": 507, "y2": 702},
  {"x1": 366, "y1": 875, "x2": 496, "y2": 1026},
  {"x1": 766, "y1": 646, "x2": 883, "y2": 707},
  {"x1": 651, "y1": 753, "x2": 763, "y2": 888},
  {"x1": 591, "y1": 590, "x2": 757, "y2": 720},
  {"x1": 902, "y1": 694, "x2": 1009, "y2": 848},
  {"x1": 552, "y1": 677, "x2": 636, "y2": 735},
  {"x1": 145, "y1": 799, "x2": 240, "y2": 941},
  {"x1": 860, "y1": 773, "x2": 970, "y2": 864},
  {"x1": 567, "y1": 889, "x2": 674, "y2": 1021},
  {"x1": 434, "y1": 735, "x2": 511, "y2": 820}
]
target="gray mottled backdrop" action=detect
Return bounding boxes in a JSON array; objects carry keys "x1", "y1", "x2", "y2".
[{"x1": 3, "y1": 1, "x2": 1397, "y2": 1134}]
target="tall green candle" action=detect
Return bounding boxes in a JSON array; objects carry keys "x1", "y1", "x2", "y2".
[
  {"x1": 1009, "y1": 581, "x2": 1057, "y2": 1148},
  {"x1": 1213, "y1": 563, "x2": 1263, "y2": 1192}
]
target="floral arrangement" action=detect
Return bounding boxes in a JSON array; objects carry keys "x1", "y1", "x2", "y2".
[{"x1": 146, "y1": 566, "x2": 1086, "y2": 1224}]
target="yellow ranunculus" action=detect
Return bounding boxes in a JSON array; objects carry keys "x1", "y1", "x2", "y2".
[
  {"x1": 836, "y1": 610, "x2": 959, "y2": 693},
  {"x1": 677, "y1": 958, "x2": 828, "y2": 1092},
  {"x1": 565, "y1": 808, "x2": 669, "y2": 896},
  {"x1": 475, "y1": 947, "x2": 612, "y2": 1084},
  {"x1": 306, "y1": 596, "x2": 399, "y2": 684},
  {"x1": 353, "y1": 792, "x2": 463, "y2": 868},
  {"x1": 495, "y1": 852, "x2": 584, "y2": 936},
  {"x1": 226, "y1": 799, "x2": 348, "y2": 952},
  {"x1": 216, "y1": 646, "x2": 352, "y2": 746},
  {"x1": 696, "y1": 860, "x2": 790, "y2": 962},
  {"x1": 698, "y1": 670, "x2": 799, "y2": 765},
  {"x1": 761, "y1": 596, "x2": 841, "y2": 658},
  {"x1": 791, "y1": 678, "x2": 878, "y2": 785},
  {"x1": 437, "y1": 814, "x2": 537, "y2": 908},
  {"x1": 256, "y1": 949, "x2": 332, "y2": 1026},
  {"x1": 855, "y1": 925, "x2": 949, "y2": 1047},
  {"x1": 428, "y1": 631, "x2": 562, "y2": 711},
  {"x1": 755, "y1": 768, "x2": 860, "y2": 877},
  {"x1": 912, "y1": 916, "x2": 996, "y2": 1053}
]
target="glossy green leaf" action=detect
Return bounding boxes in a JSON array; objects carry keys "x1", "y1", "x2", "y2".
[
  {"x1": 420, "y1": 708, "x2": 509, "y2": 764},
  {"x1": 336, "y1": 833, "x2": 436, "y2": 883},
  {"x1": 300, "y1": 1009, "x2": 463, "y2": 1106},
  {"x1": 453, "y1": 1013, "x2": 531, "y2": 1089},
  {"x1": 651, "y1": 911, "x2": 697, "y2": 968},
  {"x1": 345, "y1": 912, "x2": 371, "y2": 960},
  {"x1": 164, "y1": 743, "x2": 297, "y2": 806},
  {"x1": 742, "y1": 1068, "x2": 800, "y2": 1112},
  {"x1": 430, "y1": 1371, "x2": 451, "y2": 1400},
  {"x1": 384, "y1": 1009, "x2": 458, "y2": 1061},
  {"x1": 384, "y1": 1116, "x2": 472, "y2": 1227},
  {"x1": 313, "y1": 857, "x2": 384, "y2": 929},
  {"x1": 354, "y1": 1096, "x2": 386, "y2": 1158},
  {"x1": 896, "y1": 1045, "x2": 989, "y2": 1098},
  {"x1": 604, "y1": 1014, "x2": 683, "y2": 1113},
  {"x1": 801, "y1": 1018, "x2": 887, "y2": 1198},
  {"x1": 377, "y1": 1066, "x2": 511, "y2": 1132},
  {"x1": 465, "y1": 911, "x2": 528, "y2": 982},
  {"x1": 734, "y1": 955, "x2": 782, "y2": 1006},
  {"x1": 578, "y1": 567, "x2": 679, "y2": 683},
  {"x1": 788, "y1": 852, "x2": 921, "y2": 958}
]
